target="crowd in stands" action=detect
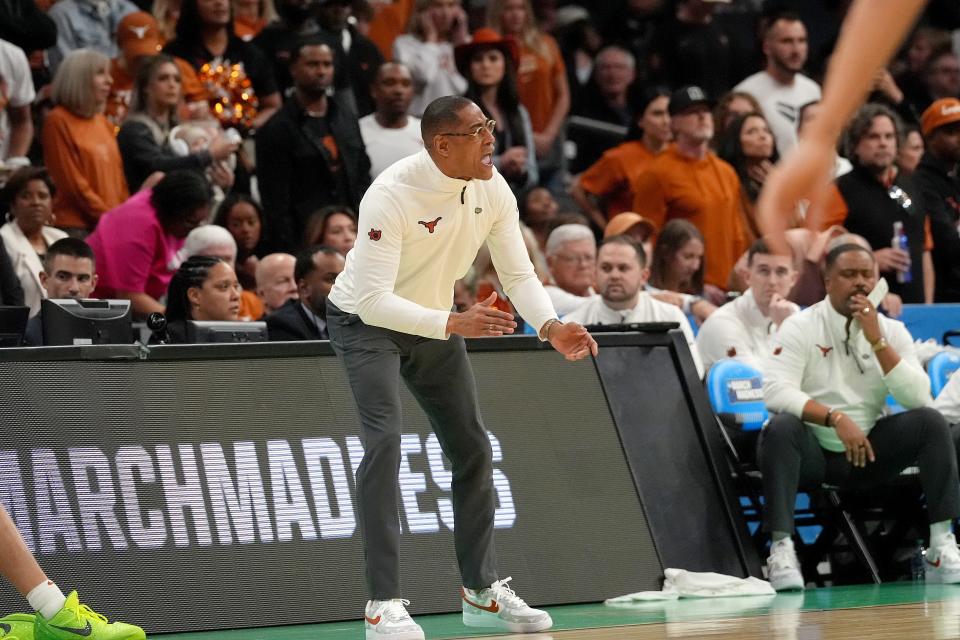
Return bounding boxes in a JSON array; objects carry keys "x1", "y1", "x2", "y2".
[
  {"x1": 0, "y1": 0, "x2": 957, "y2": 339},
  {"x1": 1, "y1": 0, "x2": 959, "y2": 332}
]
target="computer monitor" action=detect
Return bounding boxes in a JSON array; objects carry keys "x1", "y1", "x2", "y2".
[
  {"x1": 185, "y1": 320, "x2": 268, "y2": 343},
  {"x1": 584, "y1": 322, "x2": 680, "y2": 333},
  {"x1": 41, "y1": 299, "x2": 134, "y2": 346},
  {"x1": 0, "y1": 306, "x2": 29, "y2": 347}
]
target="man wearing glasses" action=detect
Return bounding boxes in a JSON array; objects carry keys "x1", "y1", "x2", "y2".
[
  {"x1": 816, "y1": 102, "x2": 932, "y2": 303},
  {"x1": 327, "y1": 95, "x2": 597, "y2": 640}
]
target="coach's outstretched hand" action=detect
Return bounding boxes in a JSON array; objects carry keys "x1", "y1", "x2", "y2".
[
  {"x1": 447, "y1": 292, "x2": 517, "y2": 337},
  {"x1": 548, "y1": 322, "x2": 599, "y2": 361}
]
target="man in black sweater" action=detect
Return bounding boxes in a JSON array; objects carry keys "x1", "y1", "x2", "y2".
[
  {"x1": 822, "y1": 103, "x2": 930, "y2": 303},
  {"x1": 914, "y1": 98, "x2": 960, "y2": 302},
  {"x1": 256, "y1": 36, "x2": 371, "y2": 253}
]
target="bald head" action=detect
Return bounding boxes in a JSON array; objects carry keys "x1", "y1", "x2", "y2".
[{"x1": 256, "y1": 253, "x2": 298, "y2": 313}]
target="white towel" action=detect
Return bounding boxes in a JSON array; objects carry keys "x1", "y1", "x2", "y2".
[{"x1": 605, "y1": 568, "x2": 776, "y2": 604}]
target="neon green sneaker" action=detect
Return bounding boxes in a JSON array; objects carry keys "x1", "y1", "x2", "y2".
[
  {"x1": 34, "y1": 592, "x2": 144, "y2": 640},
  {"x1": 0, "y1": 613, "x2": 36, "y2": 640}
]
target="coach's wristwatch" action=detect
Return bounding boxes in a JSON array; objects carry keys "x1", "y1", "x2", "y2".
[
  {"x1": 824, "y1": 408, "x2": 836, "y2": 428},
  {"x1": 539, "y1": 318, "x2": 561, "y2": 341}
]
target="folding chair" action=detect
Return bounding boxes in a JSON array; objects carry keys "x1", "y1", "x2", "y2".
[
  {"x1": 928, "y1": 351, "x2": 960, "y2": 398},
  {"x1": 705, "y1": 359, "x2": 881, "y2": 584}
]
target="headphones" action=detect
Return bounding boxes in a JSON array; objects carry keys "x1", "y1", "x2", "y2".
[{"x1": 168, "y1": 125, "x2": 191, "y2": 157}]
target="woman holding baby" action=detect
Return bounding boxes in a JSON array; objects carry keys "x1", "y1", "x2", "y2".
[{"x1": 117, "y1": 54, "x2": 240, "y2": 191}]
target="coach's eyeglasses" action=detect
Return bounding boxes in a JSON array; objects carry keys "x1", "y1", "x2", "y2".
[{"x1": 440, "y1": 119, "x2": 496, "y2": 140}]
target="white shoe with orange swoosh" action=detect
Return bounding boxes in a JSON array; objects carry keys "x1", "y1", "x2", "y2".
[
  {"x1": 926, "y1": 533, "x2": 960, "y2": 584},
  {"x1": 461, "y1": 577, "x2": 553, "y2": 633},
  {"x1": 363, "y1": 599, "x2": 423, "y2": 640}
]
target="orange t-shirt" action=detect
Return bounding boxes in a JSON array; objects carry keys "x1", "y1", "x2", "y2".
[
  {"x1": 42, "y1": 106, "x2": 130, "y2": 231},
  {"x1": 631, "y1": 144, "x2": 748, "y2": 289},
  {"x1": 578, "y1": 140, "x2": 657, "y2": 220},
  {"x1": 240, "y1": 289, "x2": 265, "y2": 320},
  {"x1": 368, "y1": 0, "x2": 414, "y2": 60},
  {"x1": 234, "y1": 15, "x2": 268, "y2": 41},
  {"x1": 106, "y1": 57, "x2": 209, "y2": 127},
  {"x1": 515, "y1": 34, "x2": 565, "y2": 134}
]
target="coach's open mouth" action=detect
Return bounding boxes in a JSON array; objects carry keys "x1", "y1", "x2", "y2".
[{"x1": 481, "y1": 154, "x2": 493, "y2": 166}]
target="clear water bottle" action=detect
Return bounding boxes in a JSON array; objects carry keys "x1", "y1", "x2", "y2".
[
  {"x1": 911, "y1": 540, "x2": 926, "y2": 582},
  {"x1": 892, "y1": 221, "x2": 912, "y2": 284}
]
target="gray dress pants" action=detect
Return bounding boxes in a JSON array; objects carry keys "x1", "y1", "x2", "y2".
[
  {"x1": 327, "y1": 302, "x2": 499, "y2": 599},
  {"x1": 758, "y1": 408, "x2": 960, "y2": 535}
]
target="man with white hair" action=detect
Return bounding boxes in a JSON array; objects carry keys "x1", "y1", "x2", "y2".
[
  {"x1": 178, "y1": 224, "x2": 237, "y2": 264},
  {"x1": 544, "y1": 223, "x2": 597, "y2": 316},
  {"x1": 255, "y1": 252, "x2": 298, "y2": 315}
]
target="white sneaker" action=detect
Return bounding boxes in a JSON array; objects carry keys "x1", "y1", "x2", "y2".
[
  {"x1": 461, "y1": 577, "x2": 553, "y2": 633},
  {"x1": 364, "y1": 599, "x2": 424, "y2": 640},
  {"x1": 766, "y1": 538, "x2": 805, "y2": 591},
  {"x1": 926, "y1": 533, "x2": 960, "y2": 584}
]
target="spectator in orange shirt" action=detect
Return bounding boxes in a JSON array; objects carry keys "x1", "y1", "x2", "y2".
[
  {"x1": 233, "y1": 0, "x2": 278, "y2": 40},
  {"x1": 486, "y1": 0, "x2": 569, "y2": 173},
  {"x1": 107, "y1": 12, "x2": 209, "y2": 127},
  {"x1": 42, "y1": 49, "x2": 129, "y2": 234},
  {"x1": 631, "y1": 85, "x2": 748, "y2": 299},
  {"x1": 367, "y1": 0, "x2": 414, "y2": 60},
  {"x1": 570, "y1": 85, "x2": 671, "y2": 231}
]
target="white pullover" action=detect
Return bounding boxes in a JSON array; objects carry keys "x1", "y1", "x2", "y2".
[
  {"x1": 328, "y1": 150, "x2": 557, "y2": 339},
  {"x1": 696, "y1": 289, "x2": 798, "y2": 372},
  {"x1": 762, "y1": 297, "x2": 931, "y2": 452}
]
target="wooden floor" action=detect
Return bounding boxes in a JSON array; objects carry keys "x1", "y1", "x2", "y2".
[
  {"x1": 162, "y1": 584, "x2": 960, "y2": 640},
  {"x1": 467, "y1": 598, "x2": 960, "y2": 640}
]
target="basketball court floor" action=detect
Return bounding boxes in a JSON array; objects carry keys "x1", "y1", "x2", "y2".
[{"x1": 162, "y1": 583, "x2": 960, "y2": 639}]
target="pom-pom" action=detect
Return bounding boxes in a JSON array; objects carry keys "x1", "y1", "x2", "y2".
[{"x1": 197, "y1": 60, "x2": 259, "y2": 130}]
